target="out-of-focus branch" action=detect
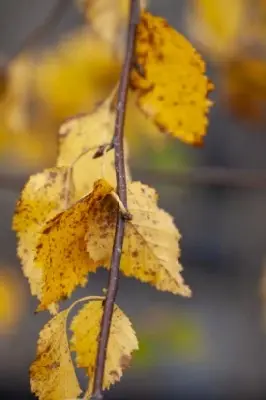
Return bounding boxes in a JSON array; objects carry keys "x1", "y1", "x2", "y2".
[{"x1": 2, "y1": 167, "x2": 266, "y2": 192}]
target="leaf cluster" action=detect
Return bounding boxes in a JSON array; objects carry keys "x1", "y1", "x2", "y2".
[{"x1": 12, "y1": 1, "x2": 212, "y2": 398}]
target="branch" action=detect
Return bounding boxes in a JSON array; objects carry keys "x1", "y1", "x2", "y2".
[
  {"x1": 3, "y1": 167, "x2": 266, "y2": 192},
  {"x1": 90, "y1": 1, "x2": 139, "y2": 399}
]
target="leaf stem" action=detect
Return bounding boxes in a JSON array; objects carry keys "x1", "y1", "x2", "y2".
[{"x1": 90, "y1": 1, "x2": 139, "y2": 399}]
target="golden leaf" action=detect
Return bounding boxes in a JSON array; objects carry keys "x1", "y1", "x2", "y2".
[
  {"x1": 57, "y1": 94, "x2": 130, "y2": 201},
  {"x1": 131, "y1": 11, "x2": 212, "y2": 146},
  {"x1": 57, "y1": 96, "x2": 115, "y2": 200},
  {"x1": 30, "y1": 310, "x2": 81, "y2": 400},
  {"x1": 34, "y1": 179, "x2": 113, "y2": 311},
  {"x1": 12, "y1": 167, "x2": 72, "y2": 310},
  {"x1": 86, "y1": 181, "x2": 191, "y2": 297},
  {"x1": 70, "y1": 300, "x2": 138, "y2": 394}
]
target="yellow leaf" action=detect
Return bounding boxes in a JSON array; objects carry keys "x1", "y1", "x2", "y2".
[
  {"x1": 131, "y1": 11, "x2": 212, "y2": 146},
  {"x1": 86, "y1": 181, "x2": 191, "y2": 297},
  {"x1": 70, "y1": 300, "x2": 138, "y2": 394},
  {"x1": 57, "y1": 94, "x2": 130, "y2": 201},
  {"x1": 12, "y1": 167, "x2": 72, "y2": 310},
  {"x1": 34, "y1": 179, "x2": 113, "y2": 311},
  {"x1": 57, "y1": 96, "x2": 115, "y2": 200},
  {"x1": 30, "y1": 310, "x2": 81, "y2": 400}
]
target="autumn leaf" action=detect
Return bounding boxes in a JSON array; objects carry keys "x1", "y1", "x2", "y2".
[
  {"x1": 130, "y1": 11, "x2": 212, "y2": 146},
  {"x1": 34, "y1": 179, "x2": 113, "y2": 311},
  {"x1": 70, "y1": 300, "x2": 138, "y2": 394},
  {"x1": 57, "y1": 93, "x2": 130, "y2": 201},
  {"x1": 57, "y1": 95, "x2": 116, "y2": 200},
  {"x1": 30, "y1": 310, "x2": 81, "y2": 400},
  {"x1": 12, "y1": 167, "x2": 73, "y2": 310},
  {"x1": 86, "y1": 181, "x2": 191, "y2": 297}
]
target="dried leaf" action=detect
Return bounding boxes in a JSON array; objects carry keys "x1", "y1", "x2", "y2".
[
  {"x1": 57, "y1": 95, "x2": 130, "y2": 201},
  {"x1": 131, "y1": 11, "x2": 213, "y2": 145},
  {"x1": 86, "y1": 181, "x2": 191, "y2": 297},
  {"x1": 70, "y1": 300, "x2": 138, "y2": 394},
  {"x1": 34, "y1": 179, "x2": 113, "y2": 311},
  {"x1": 12, "y1": 167, "x2": 72, "y2": 310},
  {"x1": 30, "y1": 310, "x2": 81, "y2": 400}
]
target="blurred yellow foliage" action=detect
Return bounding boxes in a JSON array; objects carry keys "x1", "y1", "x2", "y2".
[
  {"x1": 186, "y1": 0, "x2": 247, "y2": 59},
  {"x1": 186, "y1": 0, "x2": 266, "y2": 123},
  {"x1": 222, "y1": 57, "x2": 266, "y2": 123},
  {"x1": 0, "y1": 25, "x2": 163, "y2": 170},
  {"x1": 0, "y1": 268, "x2": 25, "y2": 334},
  {"x1": 78, "y1": 0, "x2": 147, "y2": 51},
  {"x1": 0, "y1": 29, "x2": 121, "y2": 169},
  {"x1": 78, "y1": 0, "x2": 129, "y2": 50}
]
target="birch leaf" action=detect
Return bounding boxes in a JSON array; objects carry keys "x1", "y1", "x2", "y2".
[
  {"x1": 57, "y1": 95, "x2": 130, "y2": 201},
  {"x1": 131, "y1": 11, "x2": 213, "y2": 145},
  {"x1": 34, "y1": 179, "x2": 113, "y2": 311},
  {"x1": 86, "y1": 182, "x2": 191, "y2": 297},
  {"x1": 30, "y1": 310, "x2": 81, "y2": 400},
  {"x1": 70, "y1": 300, "x2": 138, "y2": 394},
  {"x1": 12, "y1": 167, "x2": 72, "y2": 310}
]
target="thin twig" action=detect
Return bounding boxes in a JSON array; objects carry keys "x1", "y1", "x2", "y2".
[
  {"x1": 110, "y1": 191, "x2": 133, "y2": 220},
  {"x1": 92, "y1": 142, "x2": 114, "y2": 159},
  {"x1": 90, "y1": 1, "x2": 139, "y2": 399}
]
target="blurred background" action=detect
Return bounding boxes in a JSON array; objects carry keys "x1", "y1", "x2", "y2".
[{"x1": 1, "y1": 0, "x2": 266, "y2": 399}]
